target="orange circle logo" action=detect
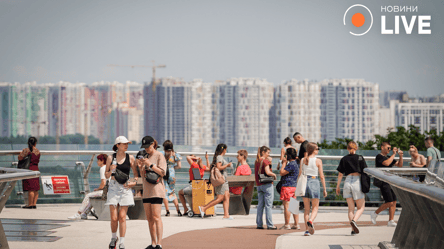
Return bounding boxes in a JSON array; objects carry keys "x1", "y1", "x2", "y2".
[{"x1": 352, "y1": 13, "x2": 365, "y2": 27}]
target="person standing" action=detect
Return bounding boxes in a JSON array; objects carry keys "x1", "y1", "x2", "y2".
[
  {"x1": 255, "y1": 146, "x2": 278, "y2": 230},
  {"x1": 279, "y1": 148, "x2": 300, "y2": 230},
  {"x1": 277, "y1": 137, "x2": 295, "y2": 170},
  {"x1": 139, "y1": 136, "x2": 167, "y2": 249},
  {"x1": 161, "y1": 140, "x2": 182, "y2": 216},
  {"x1": 293, "y1": 132, "x2": 309, "y2": 162},
  {"x1": 229, "y1": 150, "x2": 252, "y2": 195},
  {"x1": 105, "y1": 136, "x2": 138, "y2": 249},
  {"x1": 425, "y1": 137, "x2": 441, "y2": 168},
  {"x1": 371, "y1": 142, "x2": 403, "y2": 227},
  {"x1": 199, "y1": 144, "x2": 233, "y2": 220},
  {"x1": 408, "y1": 145, "x2": 426, "y2": 182},
  {"x1": 300, "y1": 142, "x2": 327, "y2": 236},
  {"x1": 19, "y1": 137, "x2": 40, "y2": 209},
  {"x1": 68, "y1": 153, "x2": 108, "y2": 220},
  {"x1": 335, "y1": 141, "x2": 367, "y2": 235}
]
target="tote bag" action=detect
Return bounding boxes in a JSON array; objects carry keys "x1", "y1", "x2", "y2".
[
  {"x1": 294, "y1": 161, "x2": 307, "y2": 196},
  {"x1": 289, "y1": 197, "x2": 300, "y2": 214}
]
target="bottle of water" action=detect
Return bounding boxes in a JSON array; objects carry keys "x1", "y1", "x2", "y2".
[{"x1": 112, "y1": 158, "x2": 117, "y2": 173}]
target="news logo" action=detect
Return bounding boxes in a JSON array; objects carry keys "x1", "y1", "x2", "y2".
[{"x1": 343, "y1": 4, "x2": 373, "y2": 36}]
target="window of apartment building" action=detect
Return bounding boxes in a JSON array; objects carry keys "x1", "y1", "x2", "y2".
[
  {"x1": 415, "y1": 117, "x2": 421, "y2": 124},
  {"x1": 431, "y1": 117, "x2": 436, "y2": 124},
  {"x1": 401, "y1": 117, "x2": 405, "y2": 124}
]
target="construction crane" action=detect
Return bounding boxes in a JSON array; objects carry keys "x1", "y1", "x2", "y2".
[{"x1": 107, "y1": 61, "x2": 166, "y2": 91}]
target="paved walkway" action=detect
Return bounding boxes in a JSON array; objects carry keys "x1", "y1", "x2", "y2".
[{"x1": 1, "y1": 204, "x2": 398, "y2": 249}]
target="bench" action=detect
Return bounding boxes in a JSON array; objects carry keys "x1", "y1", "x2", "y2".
[
  {"x1": 90, "y1": 178, "x2": 146, "y2": 220},
  {"x1": 227, "y1": 175, "x2": 255, "y2": 215}
]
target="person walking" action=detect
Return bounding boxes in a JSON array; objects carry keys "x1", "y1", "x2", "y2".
[
  {"x1": 371, "y1": 142, "x2": 403, "y2": 227},
  {"x1": 68, "y1": 153, "x2": 108, "y2": 220},
  {"x1": 425, "y1": 137, "x2": 441, "y2": 168},
  {"x1": 277, "y1": 137, "x2": 295, "y2": 170},
  {"x1": 161, "y1": 140, "x2": 182, "y2": 216},
  {"x1": 279, "y1": 147, "x2": 300, "y2": 230},
  {"x1": 335, "y1": 141, "x2": 367, "y2": 235},
  {"x1": 139, "y1": 136, "x2": 167, "y2": 249},
  {"x1": 199, "y1": 144, "x2": 233, "y2": 220},
  {"x1": 105, "y1": 136, "x2": 138, "y2": 249},
  {"x1": 255, "y1": 146, "x2": 278, "y2": 230},
  {"x1": 19, "y1": 137, "x2": 40, "y2": 209},
  {"x1": 300, "y1": 142, "x2": 327, "y2": 236}
]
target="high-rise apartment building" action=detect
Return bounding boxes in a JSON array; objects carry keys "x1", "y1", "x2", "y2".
[
  {"x1": 214, "y1": 78, "x2": 274, "y2": 147},
  {"x1": 272, "y1": 79, "x2": 321, "y2": 147},
  {"x1": 392, "y1": 101, "x2": 444, "y2": 134},
  {"x1": 320, "y1": 79, "x2": 379, "y2": 142}
]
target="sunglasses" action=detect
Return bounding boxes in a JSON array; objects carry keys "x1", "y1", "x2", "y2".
[
  {"x1": 387, "y1": 147, "x2": 391, "y2": 150},
  {"x1": 315, "y1": 148, "x2": 320, "y2": 150}
]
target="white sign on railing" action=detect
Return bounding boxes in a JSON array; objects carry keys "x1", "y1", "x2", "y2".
[{"x1": 41, "y1": 175, "x2": 71, "y2": 195}]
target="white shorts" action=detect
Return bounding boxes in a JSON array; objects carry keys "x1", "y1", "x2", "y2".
[
  {"x1": 343, "y1": 175, "x2": 365, "y2": 200},
  {"x1": 105, "y1": 180, "x2": 135, "y2": 207}
]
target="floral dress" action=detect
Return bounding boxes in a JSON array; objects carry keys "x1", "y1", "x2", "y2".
[{"x1": 161, "y1": 151, "x2": 182, "y2": 202}]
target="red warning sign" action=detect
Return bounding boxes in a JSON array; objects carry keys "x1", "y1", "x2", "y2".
[{"x1": 41, "y1": 176, "x2": 71, "y2": 195}]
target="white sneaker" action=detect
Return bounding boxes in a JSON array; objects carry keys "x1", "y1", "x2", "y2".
[
  {"x1": 68, "y1": 213, "x2": 81, "y2": 220},
  {"x1": 387, "y1": 220, "x2": 397, "y2": 227},
  {"x1": 80, "y1": 213, "x2": 88, "y2": 220},
  {"x1": 371, "y1": 212, "x2": 378, "y2": 224}
]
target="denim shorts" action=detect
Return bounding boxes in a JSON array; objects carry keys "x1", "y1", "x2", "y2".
[
  {"x1": 343, "y1": 175, "x2": 365, "y2": 200},
  {"x1": 304, "y1": 176, "x2": 320, "y2": 199}
]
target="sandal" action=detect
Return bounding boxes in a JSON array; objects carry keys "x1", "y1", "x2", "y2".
[
  {"x1": 291, "y1": 225, "x2": 301, "y2": 230},
  {"x1": 177, "y1": 210, "x2": 182, "y2": 217},
  {"x1": 165, "y1": 211, "x2": 170, "y2": 217}
]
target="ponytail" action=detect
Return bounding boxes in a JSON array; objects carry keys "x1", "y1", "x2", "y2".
[
  {"x1": 211, "y1": 143, "x2": 227, "y2": 168},
  {"x1": 256, "y1": 146, "x2": 270, "y2": 162},
  {"x1": 304, "y1": 142, "x2": 317, "y2": 164},
  {"x1": 28, "y1": 137, "x2": 37, "y2": 152}
]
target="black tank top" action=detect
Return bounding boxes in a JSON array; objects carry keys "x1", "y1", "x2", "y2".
[{"x1": 114, "y1": 153, "x2": 131, "y2": 175}]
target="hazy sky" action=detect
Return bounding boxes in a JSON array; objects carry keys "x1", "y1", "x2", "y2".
[{"x1": 1, "y1": 0, "x2": 443, "y2": 96}]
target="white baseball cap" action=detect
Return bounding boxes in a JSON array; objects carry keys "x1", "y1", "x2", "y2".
[{"x1": 114, "y1": 136, "x2": 132, "y2": 145}]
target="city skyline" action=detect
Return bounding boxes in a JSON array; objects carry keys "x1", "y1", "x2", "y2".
[{"x1": 1, "y1": 0, "x2": 443, "y2": 96}]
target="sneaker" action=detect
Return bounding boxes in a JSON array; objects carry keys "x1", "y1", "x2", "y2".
[
  {"x1": 267, "y1": 226, "x2": 277, "y2": 230},
  {"x1": 371, "y1": 212, "x2": 378, "y2": 224},
  {"x1": 350, "y1": 220, "x2": 359, "y2": 234},
  {"x1": 256, "y1": 226, "x2": 264, "y2": 229},
  {"x1": 279, "y1": 225, "x2": 291, "y2": 230},
  {"x1": 177, "y1": 210, "x2": 182, "y2": 217},
  {"x1": 165, "y1": 211, "x2": 170, "y2": 217},
  {"x1": 80, "y1": 213, "x2": 88, "y2": 220},
  {"x1": 198, "y1": 206, "x2": 204, "y2": 218},
  {"x1": 68, "y1": 213, "x2": 82, "y2": 220},
  {"x1": 90, "y1": 208, "x2": 99, "y2": 219},
  {"x1": 222, "y1": 216, "x2": 234, "y2": 220},
  {"x1": 351, "y1": 231, "x2": 357, "y2": 236},
  {"x1": 109, "y1": 237, "x2": 118, "y2": 249},
  {"x1": 144, "y1": 245, "x2": 155, "y2": 249},
  {"x1": 155, "y1": 245, "x2": 162, "y2": 249},
  {"x1": 307, "y1": 221, "x2": 315, "y2": 235},
  {"x1": 387, "y1": 220, "x2": 397, "y2": 227},
  {"x1": 304, "y1": 231, "x2": 311, "y2": 236},
  {"x1": 119, "y1": 243, "x2": 125, "y2": 249}
]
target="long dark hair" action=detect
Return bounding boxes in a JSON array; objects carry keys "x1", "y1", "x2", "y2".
[
  {"x1": 28, "y1": 137, "x2": 37, "y2": 152},
  {"x1": 211, "y1": 143, "x2": 227, "y2": 168},
  {"x1": 256, "y1": 146, "x2": 270, "y2": 162}
]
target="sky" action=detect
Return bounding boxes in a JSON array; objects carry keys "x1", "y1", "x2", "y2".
[{"x1": 0, "y1": 0, "x2": 443, "y2": 96}]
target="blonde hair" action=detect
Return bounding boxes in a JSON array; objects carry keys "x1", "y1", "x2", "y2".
[{"x1": 347, "y1": 141, "x2": 358, "y2": 151}]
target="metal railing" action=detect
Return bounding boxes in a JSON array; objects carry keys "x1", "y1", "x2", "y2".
[
  {"x1": 0, "y1": 167, "x2": 41, "y2": 249},
  {"x1": 2, "y1": 149, "x2": 438, "y2": 206},
  {"x1": 365, "y1": 162, "x2": 444, "y2": 249}
]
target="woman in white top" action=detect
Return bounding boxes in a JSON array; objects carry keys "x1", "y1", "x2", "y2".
[
  {"x1": 299, "y1": 142, "x2": 327, "y2": 236},
  {"x1": 277, "y1": 137, "x2": 295, "y2": 170}
]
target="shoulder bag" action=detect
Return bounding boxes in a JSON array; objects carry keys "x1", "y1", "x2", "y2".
[
  {"x1": 17, "y1": 152, "x2": 31, "y2": 169},
  {"x1": 258, "y1": 159, "x2": 274, "y2": 184},
  {"x1": 210, "y1": 164, "x2": 225, "y2": 187},
  {"x1": 358, "y1": 155, "x2": 370, "y2": 193},
  {"x1": 294, "y1": 159, "x2": 307, "y2": 196},
  {"x1": 112, "y1": 154, "x2": 129, "y2": 185}
]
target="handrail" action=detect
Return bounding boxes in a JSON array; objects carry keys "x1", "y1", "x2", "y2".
[
  {"x1": 364, "y1": 168, "x2": 444, "y2": 206},
  {"x1": 1, "y1": 150, "x2": 436, "y2": 162},
  {"x1": 0, "y1": 167, "x2": 41, "y2": 183}
]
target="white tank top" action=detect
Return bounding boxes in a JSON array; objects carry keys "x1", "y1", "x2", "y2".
[{"x1": 302, "y1": 157, "x2": 318, "y2": 176}]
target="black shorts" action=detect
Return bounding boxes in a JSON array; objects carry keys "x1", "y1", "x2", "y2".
[
  {"x1": 143, "y1": 197, "x2": 163, "y2": 204},
  {"x1": 380, "y1": 183, "x2": 397, "y2": 203}
]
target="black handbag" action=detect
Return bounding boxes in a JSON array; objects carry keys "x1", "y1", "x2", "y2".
[
  {"x1": 114, "y1": 168, "x2": 129, "y2": 185},
  {"x1": 258, "y1": 159, "x2": 274, "y2": 184},
  {"x1": 18, "y1": 153, "x2": 31, "y2": 169},
  {"x1": 145, "y1": 168, "x2": 161, "y2": 184},
  {"x1": 276, "y1": 180, "x2": 283, "y2": 194},
  {"x1": 358, "y1": 155, "x2": 370, "y2": 193}
]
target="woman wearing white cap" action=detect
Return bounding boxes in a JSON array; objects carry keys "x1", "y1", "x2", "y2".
[{"x1": 105, "y1": 136, "x2": 138, "y2": 249}]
